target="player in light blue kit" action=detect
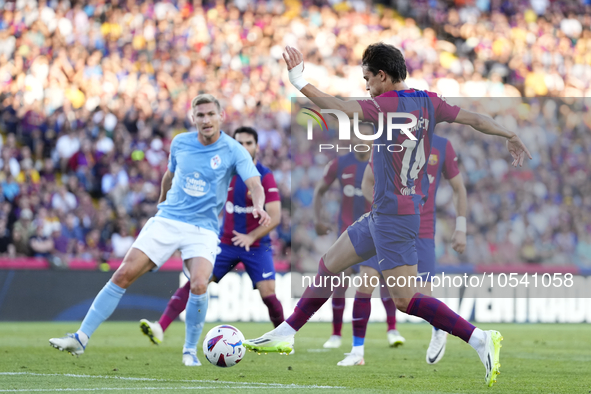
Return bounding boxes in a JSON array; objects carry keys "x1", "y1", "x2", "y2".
[{"x1": 49, "y1": 94, "x2": 271, "y2": 367}]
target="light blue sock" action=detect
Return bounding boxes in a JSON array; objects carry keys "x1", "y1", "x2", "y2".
[
  {"x1": 80, "y1": 280, "x2": 126, "y2": 338},
  {"x1": 184, "y1": 292, "x2": 208, "y2": 350},
  {"x1": 353, "y1": 335, "x2": 365, "y2": 347}
]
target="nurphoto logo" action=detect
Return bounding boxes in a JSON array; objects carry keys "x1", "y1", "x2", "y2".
[{"x1": 302, "y1": 107, "x2": 427, "y2": 153}]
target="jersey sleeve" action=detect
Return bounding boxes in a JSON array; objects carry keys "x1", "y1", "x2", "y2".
[
  {"x1": 431, "y1": 94, "x2": 460, "y2": 123},
  {"x1": 262, "y1": 172, "x2": 281, "y2": 203},
  {"x1": 442, "y1": 140, "x2": 460, "y2": 180},
  {"x1": 323, "y1": 158, "x2": 338, "y2": 185},
  {"x1": 358, "y1": 98, "x2": 381, "y2": 124},
  {"x1": 233, "y1": 144, "x2": 261, "y2": 181},
  {"x1": 167, "y1": 137, "x2": 177, "y2": 173}
]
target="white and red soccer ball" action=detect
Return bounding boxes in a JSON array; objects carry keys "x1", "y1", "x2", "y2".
[{"x1": 202, "y1": 325, "x2": 245, "y2": 367}]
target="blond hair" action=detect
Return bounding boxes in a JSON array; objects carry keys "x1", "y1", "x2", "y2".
[{"x1": 191, "y1": 94, "x2": 222, "y2": 113}]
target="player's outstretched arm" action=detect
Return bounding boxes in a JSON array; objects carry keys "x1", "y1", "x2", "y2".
[
  {"x1": 244, "y1": 176, "x2": 271, "y2": 226},
  {"x1": 448, "y1": 173, "x2": 467, "y2": 254},
  {"x1": 454, "y1": 108, "x2": 532, "y2": 167},
  {"x1": 361, "y1": 164, "x2": 374, "y2": 203},
  {"x1": 283, "y1": 46, "x2": 363, "y2": 119},
  {"x1": 158, "y1": 170, "x2": 174, "y2": 204},
  {"x1": 313, "y1": 179, "x2": 333, "y2": 235}
]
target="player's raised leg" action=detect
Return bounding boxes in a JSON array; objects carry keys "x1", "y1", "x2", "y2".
[
  {"x1": 244, "y1": 214, "x2": 371, "y2": 353},
  {"x1": 140, "y1": 281, "x2": 190, "y2": 345},
  {"x1": 50, "y1": 247, "x2": 156, "y2": 356},
  {"x1": 182, "y1": 256, "x2": 213, "y2": 367},
  {"x1": 382, "y1": 263, "x2": 502, "y2": 387}
]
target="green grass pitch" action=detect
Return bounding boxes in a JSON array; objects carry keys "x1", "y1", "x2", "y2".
[{"x1": 0, "y1": 322, "x2": 589, "y2": 393}]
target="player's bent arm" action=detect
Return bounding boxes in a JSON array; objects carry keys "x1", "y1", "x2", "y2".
[
  {"x1": 244, "y1": 176, "x2": 271, "y2": 226},
  {"x1": 158, "y1": 170, "x2": 174, "y2": 204},
  {"x1": 448, "y1": 173, "x2": 467, "y2": 218},
  {"x1": 284, "y1": 46, "x2": 363, "y2": 118},
  {"x1": 243, "y1": 201, "x2": 281, "y2": 242},
  {"x1": 361, "y1": 164, "x2": 375, "y2": 203},
  {"x1": 449, "y1": 173, "x2": 468, "y2": 254},
  {"x1": 244, "y1": 176, "x2": 265, "y2": 210},
  {"x1": 313, "y1": 180, "x2": 331, "y2": 223}
]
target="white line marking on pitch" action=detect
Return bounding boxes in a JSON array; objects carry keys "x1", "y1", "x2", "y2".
[{"x1": 0, "y1": 372, "x2": 345, "y2": 389}]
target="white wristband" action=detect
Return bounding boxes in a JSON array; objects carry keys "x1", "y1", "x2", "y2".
[
  {"x1": 288, "y1": 61, "x2": 309, "y2": 91},
  {"x1": 456, "y1": 216, "x2": 467, "y2": 232}
]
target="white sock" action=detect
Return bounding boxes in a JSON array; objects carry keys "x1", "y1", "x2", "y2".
[
  {"x1": 76, "y1": 330, "x2": 89, "y2": 346},
  {"x1": 351, "y1": 345, "x2": 364, "y2": 356},
  {"x1": 272, "y1": 321, "x2": 297, "y2": 337},
  {"x1": 183, "y1": 347, "x2": 196, "y2": 354},
  {"x1": 468, "y1": 328, "x2": 486, "y2": 356}
]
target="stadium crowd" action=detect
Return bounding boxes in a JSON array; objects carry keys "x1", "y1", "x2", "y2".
[{"x1": 0, "y1": 0, "x2": 589, "y2": 269}]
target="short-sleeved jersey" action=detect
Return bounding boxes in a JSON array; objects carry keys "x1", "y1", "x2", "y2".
[
  {"x1": 358, "y1": 90, "x2": 460, "y2": 215},
  {"x1": 323, "y1": 152, "x2": 372, "y2": 235},
  {"x1": 156, "y1": 131, "x2": 260, "y2": 233},
  {"x1": 220, "y1": 162, "x2": 280, "y2": 247},
  {"x1": 419, "y1": 134, "x2": 460, "y2": 239}
]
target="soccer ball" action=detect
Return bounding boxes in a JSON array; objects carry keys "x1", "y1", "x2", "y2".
[{"x1": 202, "y1": 325, "x2": 246, "y2": 367}]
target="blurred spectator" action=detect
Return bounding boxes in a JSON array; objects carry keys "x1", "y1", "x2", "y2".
[
  {"x1": 111, "y1": 225, "x2": 134, "y2": 259},
  {"x1": 29, "y1": 224, "x2": 54, "y2": 259},
  {"x1": 0, "y1": 217, "x2": 14, "y2": 257},
  {"x1": 101, "y1": 162, "x2": 129, "y2": 207},
  {"x1": 61, "y1": 212, "x2": 85, "y2": 245},
  {"x1": 12, "y1": 208, "x2": 34, "y2": 256},
  {"x1": 51, "y1": 185, "x2": 77, "y2": 214}
]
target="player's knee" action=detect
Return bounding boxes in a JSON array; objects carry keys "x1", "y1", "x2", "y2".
[
  {"x1": 111, "y1": 269, "x2": 132, "y2": 289},
  {"x1": 393, "y1": 297, "x2": 410, "y2": 313},
  {"x1": 257, "y1": 281, "x2": 275, "y2": 298},
  {"x1": 190, "y1": 279, "x2": 208, "y2": 295},
  {"x1": 357, "y1": 283, "x2": 374, "y2": 295}
]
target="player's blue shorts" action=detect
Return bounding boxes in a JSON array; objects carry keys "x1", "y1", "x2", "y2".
[
  {"x1": 347, "y1": 211, "x2": 420, "y2": 271},
  {"x1": 416, "y1": 237, "x2": 435, "y2": 282},
  {"x1": 359, "y1": 255, "x2": 380, "y2": 271},
  {"x1": 212, "y1": 243, "x2": 275, "y2": 289},
  {"x1": 356, "y1": 226, "x2": 435, "y2": 282}
]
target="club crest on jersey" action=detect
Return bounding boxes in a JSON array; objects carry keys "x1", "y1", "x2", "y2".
[
  {"x1": 429, "y1": 154, "x2": 438, "y2": 166},
  {"x1": 211, "y1": 155, "x2": 222, "y2": 169}
]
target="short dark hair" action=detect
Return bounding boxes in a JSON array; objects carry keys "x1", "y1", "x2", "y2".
[
  {"x1": 233, "y1": 126, "x2": 258, "y2": 144},
  {"x1": 362, "y1": 43, "x2": 407, "y2": 83}
]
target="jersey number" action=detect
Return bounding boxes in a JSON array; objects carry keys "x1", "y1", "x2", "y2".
[{"x1": 400, "y1": 138, "x2": 426, "y2": 187}]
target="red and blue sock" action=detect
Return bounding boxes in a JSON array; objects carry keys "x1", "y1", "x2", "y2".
[
  {"x1": 159, "y1": 281, "x2": 190, "y2": 332},
  {"x1": 407, "y1": 292, "x2": 475, "y2": 342},
  {"x1": 379, "y1": 281, "x2": 397, "y2": 331},
  {"x1": 331, "y1": 283, "x2": 348, "y2": 336},
  {"x1": 262, "y1": 294, "x2": 284, "y2": 328},
  {"x1": 352, "y1": 291, "x2": 372, "y2": 346}
]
